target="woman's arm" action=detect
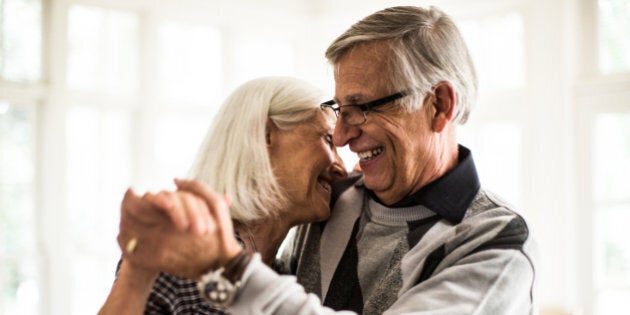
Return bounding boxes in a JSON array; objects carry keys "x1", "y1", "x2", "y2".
[{"x1": 98, "y1": 260, "x2": 158, "y2": 315}]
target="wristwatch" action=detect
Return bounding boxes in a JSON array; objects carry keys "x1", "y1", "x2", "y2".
[{"x1": 197, "y1": 250, "x2": 253, "y2": 309}]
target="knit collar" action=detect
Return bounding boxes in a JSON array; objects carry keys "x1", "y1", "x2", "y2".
[{"x1": 356, "y1": 145, "x2": 480, "y2": 224}]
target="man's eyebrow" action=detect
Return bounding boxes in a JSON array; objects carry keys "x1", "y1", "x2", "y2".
[{"x1": 335, "y1": 93, "x2": 366, "y2": 105}]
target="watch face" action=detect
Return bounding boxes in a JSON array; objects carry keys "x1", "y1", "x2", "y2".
[
  {"x1": 205, "y1": 278, "x2": 233, "y2": 305},
  {"x1": 198, "y1": 268, "x2": 239, "y2": 309}
]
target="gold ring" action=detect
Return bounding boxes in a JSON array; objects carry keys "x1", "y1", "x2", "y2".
[{"x1": 126, "y1": 237, "x2": 138, "y2": 254}]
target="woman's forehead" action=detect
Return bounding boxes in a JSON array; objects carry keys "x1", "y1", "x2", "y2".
[{"x1": 314, "y1": 110, "x2": 335, "y2": 132}]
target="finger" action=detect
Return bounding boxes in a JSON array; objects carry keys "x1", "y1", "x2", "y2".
[
  {"x1": 178, "y1": 191, "x2": 211, "y2": 235},
  {"x1": 174, "y1": 179, "x2": 235, "y2": 239},
  {"x1": 121, "y1": 188, "x2": 142, "y2": 216},
  {"x1": 143, "y1": 191, "x2": 173, "y2": 209},
  {"x1": 143, "y1": 191, "x2": 190, "y2": 231},
  {"x1": 174, "y1": 179, "x2": 224, "y2": 218},
  {"x1": 120, "y1": 188, "x2": 147, "y2": 232}
]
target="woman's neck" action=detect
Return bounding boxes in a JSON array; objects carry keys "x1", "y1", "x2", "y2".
[{"x1": 234, "y1": 218, "x2": 292, "y2": 266}]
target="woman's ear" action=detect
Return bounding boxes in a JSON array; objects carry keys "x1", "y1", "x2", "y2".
[
  {"x1": 430, "y1": 81, "x2": 456, "y2": 132},
  {"x1": 265, "y1": 118, "x2": 277, "y2": 146}
]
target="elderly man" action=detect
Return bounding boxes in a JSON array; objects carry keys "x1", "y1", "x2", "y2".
[{"x1": 114, "y1": 5, "x2": 536, "y2": 315}]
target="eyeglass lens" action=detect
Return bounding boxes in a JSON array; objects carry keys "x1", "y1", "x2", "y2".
[{"x1": 338, "y1": 106, "x2": 366, "y2": 125}]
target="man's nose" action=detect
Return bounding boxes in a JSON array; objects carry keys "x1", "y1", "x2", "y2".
[{"x1": 333, "y1": 118, "x2": 360, "y2": 147}]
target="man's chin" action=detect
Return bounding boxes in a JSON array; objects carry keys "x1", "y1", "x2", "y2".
[{"x1": 362, "y1": 175, "x2": 384, "y2": 192}]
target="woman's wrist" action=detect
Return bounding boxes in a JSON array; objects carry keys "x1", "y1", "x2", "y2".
[{"x1": 120, "y1": 260, "x2": 159, "y2": 289}]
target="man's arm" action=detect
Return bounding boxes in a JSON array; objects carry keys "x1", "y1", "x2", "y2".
[
  {"x1": 228, "y1": 236, "x2": 535, "y2": 315},
  {"x1": 388, "y1": 247, "x2": 535, "y2": 314}
]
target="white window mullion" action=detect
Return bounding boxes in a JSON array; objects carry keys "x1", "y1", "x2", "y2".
[{"x1": 39, "y1": 0, "x2": 72, "y2": 314}]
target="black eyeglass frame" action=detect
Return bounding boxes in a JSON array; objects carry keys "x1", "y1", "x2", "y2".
[{"x1": 320, "y1": 89, "x2": 414, "y2": 125}]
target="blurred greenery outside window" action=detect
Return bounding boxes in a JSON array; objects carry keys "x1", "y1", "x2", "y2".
[
  {"x1": 592, "y1": 113, "x2": 630, "y2": 315},
  {"x1": 593, "y1": 1, "x2": 630, "y2": 313},
  {"x1": 0, "y1": 0, "x2": 41, "y2": 314},
  {"x1": 598, "y1": 0, "x2": 630, "y2": 74}
]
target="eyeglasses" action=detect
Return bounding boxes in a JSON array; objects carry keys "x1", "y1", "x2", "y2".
[{"x1": 320, "y1": 90, "x2": 413, "y2": 126}]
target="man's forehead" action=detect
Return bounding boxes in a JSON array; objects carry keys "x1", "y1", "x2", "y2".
[{"x1": 333, "y1": 43, "x2": 391, "y2": 103}]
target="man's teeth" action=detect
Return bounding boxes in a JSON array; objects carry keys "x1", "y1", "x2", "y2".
[{"x1": 358, "y1": 147, "x2": 383, "y2": 161}]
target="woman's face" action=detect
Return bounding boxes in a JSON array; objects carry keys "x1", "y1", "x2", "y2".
[{"x1": 268, "y1": 110, "x2": 347, "y2": 226}]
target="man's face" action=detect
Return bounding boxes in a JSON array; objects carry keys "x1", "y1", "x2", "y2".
[{"x1": 332, "y1": 41, "x2": 438, "y2": 205}]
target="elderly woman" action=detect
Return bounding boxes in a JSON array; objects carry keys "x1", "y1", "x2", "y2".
[{"x1": 99, "y1": 76, "x2": 347, "y2": 314}]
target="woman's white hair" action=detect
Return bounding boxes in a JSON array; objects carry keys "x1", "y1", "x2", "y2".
[
  {"x1": 325, "y1": 6, "x2": 478, "y2": 124},
  {"x1": 188, "y1": 76, "x2": 324, "y2": 222}
]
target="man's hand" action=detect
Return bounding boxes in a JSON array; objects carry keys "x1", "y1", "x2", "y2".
[{"x1": 117, "y1": 180, "x2": 242, "y2": 279}]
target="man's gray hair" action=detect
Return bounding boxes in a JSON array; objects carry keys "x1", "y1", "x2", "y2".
[
  {"x1": 325, "y1": 6, "x2": 477, "y2": 124},
  {"x1": 188, "y1": 76, "x2": 324, "y2": 222}
]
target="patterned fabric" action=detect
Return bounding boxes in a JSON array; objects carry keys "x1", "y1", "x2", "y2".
[
  {"x1": 114, "y1": 233, "x2": 245, "y2": 314},
  {"x1": 144, "y1": 274, "x2": 226, "y2": 315}
]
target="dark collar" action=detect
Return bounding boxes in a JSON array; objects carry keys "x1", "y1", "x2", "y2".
[{"x1": 357, "y1": 145, "x2": 480, "y2": 224}]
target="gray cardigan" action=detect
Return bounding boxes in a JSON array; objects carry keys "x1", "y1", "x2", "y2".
[{"x1": 230, "y1": 147, "x2": 536, "y2": 314}]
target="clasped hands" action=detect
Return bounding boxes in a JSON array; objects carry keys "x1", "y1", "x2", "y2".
[{"x1": 117, "y1": 179, "x2": 243, "y2": 279}]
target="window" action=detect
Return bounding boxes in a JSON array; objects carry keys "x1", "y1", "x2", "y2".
[
  {"x1": 66, "y1": 5, "x2": 139, "y2": 94},
  {"x1": 157, "y1": 21, "x2": 222, "y2": 103},
  {"x1": 0, "y1": 0, "x2": 41, "y2": 82},
  {"x1": 0, "y1": 102, "x2": 38, "y2": 315},
  {"x1": 461, "y1": 122, "x2": 523, "y2": 207},
  {"x1": 64, "y1": 5, "x2": 140, "y2": 313},
  {"x1": 233, "y1": 39, "x2": 294, "y2": 84},
  {"x1": 592, "y1": 113, "x2": 630, "y2": 314},
  {"x1": 458, "y1": 11, "x2": 526, "y2": 209},
  {"x1": 0, "y1": 0, "x2": 40, "y2": 314},
  {"x1": 459, "y1": 12, "x2": 526, "y2": 93},
  {"x1": 598, "y1": 0, "x2": 630, "y2": 74}
]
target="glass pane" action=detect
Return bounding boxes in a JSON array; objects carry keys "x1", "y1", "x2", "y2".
[
  {"x1": 598, "y1": 0, "x2": 630, "y2": 74},
  {"x1": 66, "y1": 105, "x2": 131, "y2": 314},
  {"x1": 594, "y1": 204, "x2": 630, "y2": 287},
  {"x1": 0, "y1": 0, "x2": 42, "y2": 82},
  {"x1": 593, "y1": 113, "x2": 630, "y2": 202},
  {"x1": 153, "y1": 111, "x2": 213, "y2": 186},
  {"x1": 67, "y1": 5, "x2": 139, "y2": 95},
  {"x1": 66, "y1": 106, "x2": 131, "y2": 253},
  {"x1": 0, "y1": 258, "x2": 38, "y2": 315},
  {"x1": 592, "y1": 112, "x2": 630, "y2": 315},
  {"x1": 158, "y1": 21, "x2": 222, "y2": 103},
  {"x1": 0, "y1": 101, "x2": 38, "y2": 314},
  {"x1": 459, "y1": 12, "x2": 526, "y2": 92},
  {"x1": 460, "y1": 122, "x2": 522, "y2": 208},
  {"x1": 233, "y1": 40, "x2": 294, "y2": 84},
  {"x1": 595, "y1": 289, "x2": 630, "y2": 315}
]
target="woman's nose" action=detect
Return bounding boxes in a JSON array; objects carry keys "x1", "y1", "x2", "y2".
[{"x1": 330, "y1": 161, "x2": 348, "y2": 180}]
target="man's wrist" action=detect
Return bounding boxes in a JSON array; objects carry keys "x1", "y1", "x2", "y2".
[{"x1": 197, "y1": 250, "x2": 253, "y2": 309}]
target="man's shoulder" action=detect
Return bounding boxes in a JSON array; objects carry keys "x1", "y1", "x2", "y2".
[
  {"x1": 460, "y1": 188, "x2": 534, "y2": 252},
  {"x1": 331, "y1": 171, "x2": 363, "y2": 206},
  {"x1": 467, "y1": 188, "x2": 522, "y2": 219}
]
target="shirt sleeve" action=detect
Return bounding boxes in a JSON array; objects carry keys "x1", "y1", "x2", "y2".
[
  {"x1": 230, "y1": 242, "x2": 535, "y2": 315},
  {"x1": 387, "y1": 245, "x2": 535, "y2": 314},
  {"x1": 229, "y1": 254, "x2": 356, "y2": 315}
]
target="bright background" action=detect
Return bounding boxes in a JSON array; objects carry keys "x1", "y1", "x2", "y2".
[{"x1": 0, "y1": 0, "x2": 629, "y2": 314}]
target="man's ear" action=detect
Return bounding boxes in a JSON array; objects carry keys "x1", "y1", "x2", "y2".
[{"x1": 430, "y1": 81, "x2": 456, "y2": 132}]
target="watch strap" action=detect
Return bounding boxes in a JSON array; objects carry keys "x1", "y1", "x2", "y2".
[
  {"x1": 197, "y1": 250, "x2": 253, "y2": 309},
  {"x1": 222, "y1": 250, "x2": 253, "y2": 283}
]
